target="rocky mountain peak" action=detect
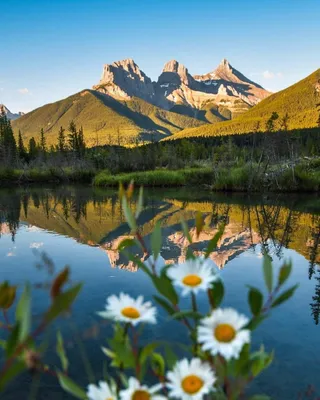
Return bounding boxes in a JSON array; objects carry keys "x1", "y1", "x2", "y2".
[
  {"x1": 159, "y1": 60, "x2": 193, "y2": 86},
  {"x1": 93, "y1": 58, "x2": 155, "y2": 102},
  {"x1": 93, "y1": 57, "x2": 271, "y2": 116},
  {"x1": 0, "y1": 104, "x2": 23, "y2": 120}
]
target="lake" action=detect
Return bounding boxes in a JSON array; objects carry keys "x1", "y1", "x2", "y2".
[{"x1": 0, "y1": 186, "x2": 319, "y2": 399}]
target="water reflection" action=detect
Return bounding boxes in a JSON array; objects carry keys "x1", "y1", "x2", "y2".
[{"x1": 0, "y1": 186, "x2": 320, "y2": 324}]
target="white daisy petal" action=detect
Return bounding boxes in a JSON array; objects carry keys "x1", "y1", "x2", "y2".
[
  {"x1": 87, "y1": 380, "x2": 117, "y2": 400},
  {"x1": 166, "y1": 358, "x2": 216, "y2": 400},
  {"x1": 98, "y1": 293, "x2": 157, "y2": 326},
  {"x1": 167, "y1": 258, "x2": 219, "y2": 297},
  {"x1": 197, "y1": 308, "x2": 251, "y2": 360},
  {"x1": 120, "y1": 377, "x2": 165, "y2": 400}
]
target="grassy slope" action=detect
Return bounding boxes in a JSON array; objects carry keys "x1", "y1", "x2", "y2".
[
  {"x1": 12, "y1": 90, "x2": 204, "y2": 147},
  {"x1": 169, "y1": 69, "x2": 320, "y2": 139}
]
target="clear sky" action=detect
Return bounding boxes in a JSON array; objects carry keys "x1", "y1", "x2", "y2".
[{"x1": 1, "y1": 0, "x2": 320, "y2": 113}]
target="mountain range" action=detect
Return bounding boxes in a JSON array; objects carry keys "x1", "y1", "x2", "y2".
[
  {"x1": 9, "y1": 58, "x2": 320, "y2": 145},
  {"x1": 93, "y1": 58, "x2": 270, "y2": 119}
]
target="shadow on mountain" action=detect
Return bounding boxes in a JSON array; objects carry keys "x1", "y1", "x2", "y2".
[{"x1": 92, "y1": 90, "x2": 172, "y2": 136}]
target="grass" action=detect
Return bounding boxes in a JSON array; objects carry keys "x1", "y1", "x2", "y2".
[
  {"x1": 93, "y1": 168, "x2": 213, "y2": 187},
  {"x1": 0, "y1": 167, "x2": 95, "y2": 185},
  {"x1": 93, "y1": 163, "x2": 320, "y2": 192}
]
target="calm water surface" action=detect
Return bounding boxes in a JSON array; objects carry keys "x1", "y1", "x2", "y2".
[{"x1": 0, "y1": 186, "x2": 319, "y2": 399}]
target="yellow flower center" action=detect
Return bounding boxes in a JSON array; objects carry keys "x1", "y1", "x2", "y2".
[
  {"x1": 132, "y1": 390, "x2": 150, "y2": 400},
  {"x1": 182, "y1": 375, "x2": 204, "y2": 394},
  {"x1": 182, "y1": 274, "x2": 202, "y2": 287},
  {"x1": 214, "y1": 323, "x2": 236, "y2": 343},
  {"x1": 121, "y1": 307, "x2": 140, "y2": 319}
]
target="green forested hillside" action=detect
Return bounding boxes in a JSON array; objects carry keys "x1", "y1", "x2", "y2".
[
  {"x1": 12, "y1": 90, "x2": 204, "y2": 146},
  {"x1": 169, "y1": 69, "x2": 320, "y2": 140}
]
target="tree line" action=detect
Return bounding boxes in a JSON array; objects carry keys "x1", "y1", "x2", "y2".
[{"x1": 0, "y1": 111, "x2": 86, "y2": 166}]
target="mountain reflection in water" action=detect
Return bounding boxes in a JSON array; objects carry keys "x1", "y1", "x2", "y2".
[{"x1": 0, "y1": 186, "x2": 320, "y2": 326}]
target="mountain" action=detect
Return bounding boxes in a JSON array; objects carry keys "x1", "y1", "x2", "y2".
[
  {"x1": 93, "y1": 58, "x2": 271, "y2": 122},
  {"x1": 11, "y1": 89, "x2": 204, "y2": 146},
  {"x1": 0, "y1": 104, "x2": 24, "y2": 120},
  {"x1": 11, "y1": 58, "x2": 270, "y2": 146},
  {"x1": 169, "y1": 68, "x2": 320, "y2": 140}
]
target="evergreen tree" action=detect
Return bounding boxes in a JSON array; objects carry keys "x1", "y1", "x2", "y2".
[
  {"x1": 266, "y1": 112, "x2": 279, "y2": 132},
  {"x1": 317, "y1": 103, "x2": 320, "y2": 128},
  {"x1": 28, "y1": 137, "x2": 38, "y2": 160},
  {"x1": 40, "y1": 128, "x2": 46, "y2": 153},
  {"x1": 18, "y1": 130, "x2": 28, "y2": 162},
  {"x1": 0, "y1": 111, "x2": 17, "y2": 165},
  {"x1": 58, "y1": 126, "x2": 66, "y2": 153},
  {"x1": 77, "y1": 126, "x2": 86, "y2": 157},
  {"x1": 68, "y1": 121, "x2": 78, "y2": 153}
]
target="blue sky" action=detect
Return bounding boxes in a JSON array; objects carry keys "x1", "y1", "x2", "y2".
[{"x1": 1, "y1": 0, "x2": 320, "y2": 113}]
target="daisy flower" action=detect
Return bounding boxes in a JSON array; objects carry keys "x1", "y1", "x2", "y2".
[
  {"x1": 87, "y1": 380, "x2": 117, "y2": 400},
  {"x1": 197, "y1": 308, "x2": 250, "y2": 360},
  {"x1": 166, "y1": 257, "x2": 218, "y2": 296},
  {"x1": 97, "y1": 293, "x2": 157, "y2": 326},
  {"x1": 119, "y1": 377, "x2": 166, "y2": 400},
  {"x1": 166, "y1": 358, "x2": 216, "y2": 400}
]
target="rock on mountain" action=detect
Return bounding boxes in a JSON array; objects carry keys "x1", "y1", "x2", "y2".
[
  {"x1": 93, "y1": 58, "x2": 271, "y2": 122},
  {"x1": 93, "y1": 58, "x2": 156, "y2": 103},
  {"x1": 0, "y1": 104, "x2": 24, "y2": 120}
]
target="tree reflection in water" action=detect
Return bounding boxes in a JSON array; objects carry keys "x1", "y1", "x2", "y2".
[{"x1": 0, "y1": 186, "x2": 319, "y2": 324}]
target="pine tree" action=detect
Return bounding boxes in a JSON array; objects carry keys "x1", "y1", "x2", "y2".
[
  {"x1": 40, "y1": 128, "x2": 46, "y2": 153},
  {"x1": 18, "y1": 130, "x2": 28, "y2": 162},
  {"x1": 0, "y1": 111, "x2": 17, "y2": 165},
  {"x1": 77, "y1": 126, "x2": 86, "y2": 157},
  {"x1": 68, "y1": 121, "x2": 78, "y2": 153},
  {"x1": 266, "y1": 112, "x2": 279, "y2": 132},
  {"x1": 28, "y1": 137, "x2": 38, "y2": 160},
  {"x1": 58, "y1": 126, "x2": 66, "y2": 153}
]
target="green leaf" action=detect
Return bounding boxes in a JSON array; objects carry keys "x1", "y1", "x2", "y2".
[
  {"x1": 45, "y1": 283, "x2": 82, "y2": 323},
  {"x1": 118, "y1": 238, "x2": 136, "y2": 251},
  {"x1": 57, "y1": 372, "x2": 87, "y2": 399},
  {"x1": 0, "y1": 339, "x2": 6, "y2": 348},
  {"x1": 135, "y1": 186, "x2": 144, "y2": 218},
  {"x1": 56, "y1": 331, "x2": 69, "y2": 372},
  {"x1": 152, "y1": 275, "x2": 178, "y2": 305},
  {"x1": 208, "y1": 279, "x2": 224, "y2": 308},
  {"x1": 278, "y1": 261, "x2": 292, "y2": 286},
  {"x1": 151, "y1": 221, "x2": 162, "y2": 261},
  {"x1": 205, "y1": 224, "x2": 225, "y2": 258},
  {"x1": 122, "y1": 196, "x2": 137, "y2": 232},
  {"x1": 6, "y1": 322, "x2": 21, "y2": 358},
  {"x1": 271, "y1": 284, "x2": 299, "y2": 308},
  {"x1": 101, "y1": 346, "x2": 116, "y2": 359},
  {"x1": 180, "y1": 218, "x2": 192, "y2": 244},
  {"x1": 171, "y1": 310, "x2": 202, "y2": 321},
  {"x1": 245, "y1": 315, "x2": 268, "y2": 331},
  {"x1": 249, "y1": 396, "x2": 271, "y2": 400},
  {"x1": 164, "y1": 344, "x2": 178, "y2": 369},
  {"x1": 263, "y1": 255, "x2": 273, "y2": 293},
  {"x1": 0, "y1": 360, "x2": 25, "y2": 391},
  {"x1": 195, "y1": 211, "x2": 204, "y2": 237},
  {"x1": 153, "y1": 295, "x2": 175, "y2": 315},
  {"x1": 151, "y1": 353, "x2": 165, "y2": 376},
  {"x1": 15, "y1": 283, "x2": 31, "y2": 342},
  {"x1": 248, "y1": 286, "x2": 263, "y2": 316},
  {"x1": 139, "y1": 342, "x2": 159, "y2": 365}
]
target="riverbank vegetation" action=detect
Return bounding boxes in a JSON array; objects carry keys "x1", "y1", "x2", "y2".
[{"x1": 1, "y1": 109, "x2": 320, "y2": 191}]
